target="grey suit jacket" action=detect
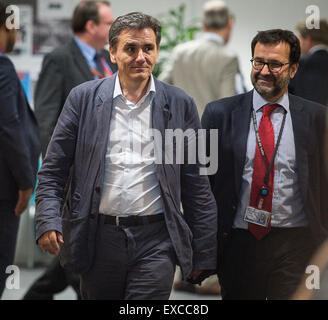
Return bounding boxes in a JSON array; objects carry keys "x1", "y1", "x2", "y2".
[
  {"x1": 35, "y1": 74, "x2": 218, "y2": 278},
  {"x1": 34, "y1": 38, "x2": 117, "y2": 157},
  {"x1": 159, "y1": 36, "x2": 239, "y2": 117}
]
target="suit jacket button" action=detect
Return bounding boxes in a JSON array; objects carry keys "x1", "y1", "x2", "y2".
[
  {"x1": 95, "y1": 187, "x2": 100, "y2": 193},
  {"x1": 232, "y1": 205, "x2": 236, "y2": 211},
  {"x1": 223, "y1": 232, "x2": 228, "y2": 238}
]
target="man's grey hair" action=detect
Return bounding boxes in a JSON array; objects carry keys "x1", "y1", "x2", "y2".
[
  {"x1": 203, "y1": 0, "x2": 232, "y2": 30},
  {"x1": 108, "y1": 12, "x2": 161, "y2": 50}
]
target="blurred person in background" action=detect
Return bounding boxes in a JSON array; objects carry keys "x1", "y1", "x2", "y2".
[
  {"x1": 23, "y1": 0, "x2": 116, "y2": 300},
  {"x1": 0, "y1": 0, "x2": 40, "y2": 298},
  {"x1": 289, "y1": 18, "x2": 328, "y2": 106},
  {"x1": 159, "y1": 0, "x2": 244, "y2": 295},
  {"x1": 159, "y1": 0, "x2": 245, "y2": 118}
]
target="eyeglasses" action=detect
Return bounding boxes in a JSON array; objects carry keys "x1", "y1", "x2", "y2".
[{"x1": 250, "y1": 59, "x2": 290, "y2": 73}]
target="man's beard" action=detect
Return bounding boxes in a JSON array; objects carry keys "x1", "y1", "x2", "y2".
[{"x1": 251, "y1": 72, "x2": 290, "y2": 101}]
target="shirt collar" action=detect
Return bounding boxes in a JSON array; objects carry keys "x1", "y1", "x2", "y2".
[
  {"x1": 202, "y1": 32, "x2": 224, "y2": 45},
  {"x1": 74, "y1": 36, "x2": 97, "y2": 64},
  {"x1": 309, "y1": 44, "x2": 328, "y2": 55},
  {"x1": 253, "y1": 89, "x2": 289, "y2": 113},
  {"x1": 113, "y1": 73, "x2": 156, "y2": 103}
]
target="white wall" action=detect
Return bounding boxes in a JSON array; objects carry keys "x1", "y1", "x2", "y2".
[
  {"x1": 98, "y1": 0, "x2": 328, "y2": 89},
  {"x1": 12, "y1": 0, "x2": 328, "y2": 90}
]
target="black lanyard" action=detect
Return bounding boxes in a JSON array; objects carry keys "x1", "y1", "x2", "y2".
[{"x1": 251, "y1": 108, "x2": 287, "y2": 186}]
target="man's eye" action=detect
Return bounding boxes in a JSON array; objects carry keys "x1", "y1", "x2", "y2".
[
  {"x1": 254, "y1": 61, "x2": 264, "y2": 67},
  {"x1": 270, "y1": 63, "x2": 281, "y2": 69}
]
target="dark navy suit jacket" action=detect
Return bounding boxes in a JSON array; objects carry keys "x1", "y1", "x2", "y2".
[
  {"x1": 0, "y1": 54, "x2": 40, "y2": 202},
  {"x1": 202, "y1": 90, "x2": 328, "y2": 276},
  {"x1": 35, "y1": 74, "x2": 218, "y2": 278},
  {"x1": 289, "y1": 49, "x2": 328, "y2": 106}
]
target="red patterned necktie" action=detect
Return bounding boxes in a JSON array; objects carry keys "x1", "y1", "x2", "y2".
[{"x1": 248, "y1": 104, "x2": 278, "y2": 240}]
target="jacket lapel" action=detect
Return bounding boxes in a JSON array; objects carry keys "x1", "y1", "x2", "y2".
[
  {"x1": 152, "y1": 78, "x2": 170, "y2": 190},
  {"x1": 70, "y1": 39, "x2": 94, "y2": 81},
  {"x1": 289, "y1": 94, "x2": 309, "y2": 201},
  {"x1": 97, "y1": 74, "x2": 116, "y2": 158},
  {"x1": 232, "y1": 91, "x2": 253, "y2": 197}
]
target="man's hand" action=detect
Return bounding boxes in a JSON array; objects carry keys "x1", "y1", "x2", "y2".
[
  {"x1": 187, "y1": 269, "x2": 204, "y2": 285},
  {"x1": 37, "y1": 230, "x2": 64, "y2": 255},
  {"x1": 15, "y1": 188, "x2": 33, "y2": 216}
]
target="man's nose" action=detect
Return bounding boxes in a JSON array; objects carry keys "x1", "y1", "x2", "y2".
[
  {"x1": 136, "y1": 49, "x2": 146, "y2": 62},
  {"x1": 260, "y1": 63, "x2": 271, "y2": 75}
]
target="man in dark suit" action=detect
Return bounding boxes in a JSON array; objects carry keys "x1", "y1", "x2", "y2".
[
  {"x1": 35, "y1": 12, "x2": 217, "y2": 300},
  {"x1": 289, "y1": 19, "x2": 328, "y2": 106},
  {"x1": 23, "y1": 0, "x2": 116, "y2": 300},
  {"x1": 0, "y1": 1, "x2": 40, "y2": 298},
  {"x1": 35, "y1": 0, "x2": 117, "y2": 157},
  {"x1": 202, "y1": 29, "x2": 328, "y2": 299}
]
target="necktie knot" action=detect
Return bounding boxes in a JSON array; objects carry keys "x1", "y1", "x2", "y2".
[{"x1": 262, "y1": 104, "x2": 278, "y2": 118}]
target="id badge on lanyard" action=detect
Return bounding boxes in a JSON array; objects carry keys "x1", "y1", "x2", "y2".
[{"x1": 243, "y1": 108, "x2": 287, "y2": 227}]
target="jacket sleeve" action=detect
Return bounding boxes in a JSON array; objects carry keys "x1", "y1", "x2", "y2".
[
  {"x1": 35, "y1": 88, "x2": 80, "y2": 241},
  {"x1": 158, "y1": 49, "x2": 177, "y2": 84},
  {"x1": 218, "y1": 55, "x2": 239, "y2": 98},
  {"x1": 0, "y1": 56, "x2": 35, "y2": 190},
  {"x1": 180, "y1": 96, "x2": 218, "y2": 270},
  {"x1": 34, "y1": 53, "x2": 65, "y2": 157}
]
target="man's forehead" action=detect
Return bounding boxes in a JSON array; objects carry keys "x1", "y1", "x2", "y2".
[
  {"x1": 116, "y1": 28, "x2": 157, "y2": 47},
  {"x1": 119, "y1": 28, "x2": 156, "y2": 38},
  {"x1": 254, "y1": 41, "x2": 290, "y2": 59}
]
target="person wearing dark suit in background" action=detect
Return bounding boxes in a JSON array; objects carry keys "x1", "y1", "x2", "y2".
[
  {"x1": 289, "y1": 19, "x2": 328, "y2": 106},
  {"x1": 35, "y1": 0, "x2": 117, "y2": 157},
  {"x1": 23, "y1": 0, "x2": 116, "y2": 300},
  {"x1": 0, "y1": 1, "x2": 40, "y2": 299},
  {"x1": 202, "y1": 29, "x2": 328, "y2": 299},
  {"x1": 35, "y1": 12, "x2": 217, "y2": 300}
]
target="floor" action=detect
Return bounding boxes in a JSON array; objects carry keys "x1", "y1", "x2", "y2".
[
  {"x1": 1, "y1": 267, "x2": 220, "y2": 300},
  {"x1": 2, "y1": 265, "x2": 328, "y2": 300}
]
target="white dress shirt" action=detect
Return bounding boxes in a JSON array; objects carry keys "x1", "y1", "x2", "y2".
[
  {"x1": 99, "y1": 74, "x2": 164, "y2": 217},
  {"x1": 233, "y1": 90, "x2": 308, "y2": 229}
]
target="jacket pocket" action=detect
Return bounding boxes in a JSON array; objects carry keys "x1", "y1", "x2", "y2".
[{"x1": 59, "y1": 216, "x2": 89, "y2": 274}]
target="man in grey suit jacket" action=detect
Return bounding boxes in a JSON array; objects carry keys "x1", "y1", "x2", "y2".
[
  {"x1": 35, "y1": 0, "x2": 117, "y2": 158},
  {"x1": 35, "y1": 12, "x2": 217, "y2": 300},
  {"x1": 0, "y1": 2, "x2": 40, "y2": 298},
  {"x1": 159, "y1": 0, "x2": 241, "y2": 117}
]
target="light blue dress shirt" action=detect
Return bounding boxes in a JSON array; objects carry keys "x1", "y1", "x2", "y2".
[
  {"x1": 233, "y1": 90, "x2": 308, "y2": 229},
  {"x1": 74, "y1": 36, "x2": 110, "y2": 79}
]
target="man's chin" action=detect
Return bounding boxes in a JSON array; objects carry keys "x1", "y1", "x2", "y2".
[{"x1": 254, "y1": 86, "x2": 275, "y2": 99}]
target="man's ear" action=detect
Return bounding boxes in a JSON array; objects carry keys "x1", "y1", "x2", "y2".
[
  {"x1": 109, "y1": 46, "x2": 116, "y2": 63},
  {"x1": 85, "y1": 20, "x2": 97, "y2": 35},
  {"x1": 289, "y1": 62, "x2": 299, "y2": 79}
]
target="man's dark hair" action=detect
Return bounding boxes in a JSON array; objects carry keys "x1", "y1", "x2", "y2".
[
  {"x1": 0, "y1": 1, "x2": 11, "y2": 28},
  {"x1": 251, "y1": 29, "x2": 301, "y2": 65},
  {"x1": 71, "y1": 0, "x2": 110, "y2": 33},
  {"x1": 108, "y1": 12, "x2": 161, "y2": 50}
]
